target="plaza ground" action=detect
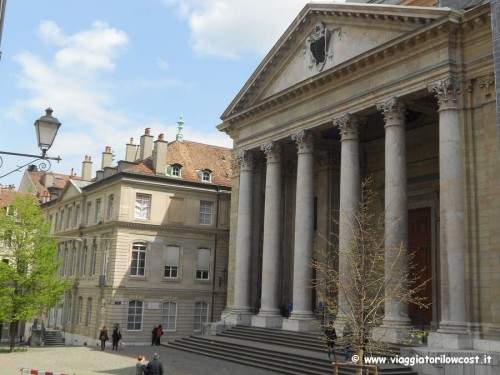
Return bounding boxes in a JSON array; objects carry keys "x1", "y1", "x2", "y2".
[{"x1": 0, "y1": 344, "x2": 282, "y2": 375}]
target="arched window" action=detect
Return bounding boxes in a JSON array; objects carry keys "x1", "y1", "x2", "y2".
[
  {"x1": 162, "y1": 302, "x2": 177, "y2": 331},
  {"x1": 131, "y1": 242, "x2": 147, "y2": 276},
  {"x1": 194, "y1": 302, "x2": 208, "y2": 331},
  {"x1": 127, "y1": 300, "x2": 143, "y2": 330},
  {"x1": 202, "y1": 170, "x2": 211, "y2": 182}
]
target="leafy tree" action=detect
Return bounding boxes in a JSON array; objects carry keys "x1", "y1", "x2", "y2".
[
  {"x1": 312, "y1": 178, "x2": 430, "y2": 371},
  {"x1": 0, "y1": 194, "x2": 71, "y2": 351}
]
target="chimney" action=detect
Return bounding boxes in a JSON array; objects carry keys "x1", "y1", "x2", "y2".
[
  {"x1": 81, "y1": 155, "x2": 93, "y2": 181},
  {"x1": 102, "y1": 146, "x2": 113, "y2": 169},
  {"x1": 153, "y1": 133, "x2": 168, "y2": 175},
  {"x1": 41, "y1": 173, "x2": 54, "y2": 188},
  {"x1": 139, "y1": 128, "x2": 154, "y2": 160},
  {"x1": 125, "y1": 138, "x2": 139, "y2": 162}
]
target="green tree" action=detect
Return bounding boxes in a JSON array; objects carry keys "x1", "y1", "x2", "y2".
[
  {"x1": 0, "y1": 194, "x2": 71, "y2": 351},
  {"x1": 312, "y1": 178, "x2": 430, "y2": 372}
]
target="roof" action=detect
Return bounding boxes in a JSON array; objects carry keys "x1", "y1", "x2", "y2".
[
  {"x1": 0, "y1": 188, "x2": 30, "y2": 208},
  {"x1": 26, "y1": 170, "x2": 78, "y2": 197},
  {"x1": 124, "y1": 140, "x2": 232, "y2": 187}
]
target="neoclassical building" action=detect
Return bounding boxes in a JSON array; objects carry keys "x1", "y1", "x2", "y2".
[{"x1": 218, "y1": 0, "x2": 499, "y2": 355}]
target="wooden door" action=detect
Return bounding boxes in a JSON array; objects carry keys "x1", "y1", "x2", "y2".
[{"x1": 408, "y1": 207, "x2": 432, "y2": 327}]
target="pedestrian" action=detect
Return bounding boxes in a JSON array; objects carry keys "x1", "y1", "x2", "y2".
[
  {"x1": 343, "y1": 323, "x2": 353, "y2": 361},
  {"x1": 151, "y1": 325, "x2": 157, "y2": 346},
  {"x1": 136, "y1": 355, "x2": 147, "y2": 375},
  {"x1": 99, "y1": 326, "x2": 109, "y2": 351},
  {"x1": 112, "y1": 324, "x2": 122, "y2": 350},
  {"x1": 156, "y1": 324, "x2": 164, "y2": 346},
  {"x1": 145, "y1": 352, "x2": 164, "y2": 375},
  {"x1": 324, "y1": 324, "x2": 337, "y2": 360}
]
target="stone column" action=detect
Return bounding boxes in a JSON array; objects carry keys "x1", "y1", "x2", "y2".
[
  {"x1": 253, "y1": 141, "x2": 283, "y2": 328},
  {"x1": 427, "y1": 77, "x2": 469, "y2": 348},
  {"x1": 282, "y1": 130, "x2": 316, "y2": 332},
  {"x1": 233, "y1": 150, "x2": 255, "y2": 322},
  {"x1": 377, "y1": 97, "x2": 412, "y2": 333},
  {"x1": 332, "y1": 113, "x2": 361, "y2": 332}
]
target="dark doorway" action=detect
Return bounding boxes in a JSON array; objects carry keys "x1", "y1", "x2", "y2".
[{"x1": 408, "y1": 207, "x2": 433, "y2": 328}]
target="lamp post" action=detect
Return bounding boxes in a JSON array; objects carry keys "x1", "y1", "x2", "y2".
[{"x1": 0, "y1": 108, "x2": 62, "y2": 179}]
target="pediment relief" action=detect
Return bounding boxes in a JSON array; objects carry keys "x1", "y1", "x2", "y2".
[{"x1": 221, "y1": 3, "x2": 455, "y2": 124}]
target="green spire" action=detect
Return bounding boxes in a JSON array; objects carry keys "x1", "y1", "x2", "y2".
[{"x1": 176, "y1": 115, "x2": 185, "y2": 141}]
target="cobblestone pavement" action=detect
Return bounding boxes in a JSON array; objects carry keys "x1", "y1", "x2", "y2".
[{"x1": 0, "y1": 344, "x2": 282, "y2": 375}]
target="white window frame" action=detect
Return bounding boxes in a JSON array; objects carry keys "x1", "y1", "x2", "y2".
[
  {"x1": 172, "y1": 165, "x2": 181, "y2": 177},
  {"x1": 127, "y1": 300, "x2": 143, "y2": 331},
  {"x1": 135, "y1": 193, "x2": 151, "y2": 220},
  {"x1": 199, "y1": 201, "x2": 213, "y2": 226},
  {"x1": 202, "y1": 170, "x2": 211, "y2": 182},
  {"x1": 193, "y1": 302, "x2": 208, "y2": 331},
  {"x1": 131, "y1": 242, "x2": 147, "y2": 277},
  {"x1": 164, "y1": 245, "x2": 180, "y2": 279},
  {"x1": 162, "y1": 302, "x2": 177, "y2": 331},
  {"x1": 196, "y1": 248, "x2": 210, "y2": 280}
]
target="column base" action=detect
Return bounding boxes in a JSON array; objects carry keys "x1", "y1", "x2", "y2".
[
  {"x1": 222, "y1": 310, "x2": 255, "y2": 326},
  {"x1": 372, "y1": 319, "x2": 413, "y2": 344},
  {"x1": 428, "y1": 331, "x2": 471, "y2": 350},
  {"x1": 282, "y1": 312, "x2": 319, "y2": 333},
  {"x1": 252, "y1": 315, "x2": 283, "y2": 329}
]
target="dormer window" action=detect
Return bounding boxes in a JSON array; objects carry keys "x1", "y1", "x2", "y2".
[
  {"x1": 166, "y1": 164, "x2": 182, "y2": 178},
  {"x1": 201, "y1": 170, "x2": 211, "y2": 182}
]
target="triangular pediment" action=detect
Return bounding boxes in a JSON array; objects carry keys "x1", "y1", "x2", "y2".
[
  {"x1": 221, "y1": 2, "x2": 454, "y2": 121},
  {"x1": 56, "y1": 179, "x2": 89, "y2": 202}
]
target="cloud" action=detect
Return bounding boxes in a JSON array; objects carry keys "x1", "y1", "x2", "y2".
[{"x1": 162, "y1": 0, "x2": 307, "y2": 59}]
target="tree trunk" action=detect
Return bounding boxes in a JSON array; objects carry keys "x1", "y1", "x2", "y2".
[{"x1": 9, "y1": 320, "x2": 19, "y2": 352}]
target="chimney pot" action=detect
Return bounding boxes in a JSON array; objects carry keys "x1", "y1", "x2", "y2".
[
  {"x1": 158, "y1": 133, "x2": 164, "y2": 141},
  {"x1": 130, "y1": 138, "x2": 134, "y2": 144},
  {"x1": 145, "y1": 128, "x2": 151, "y2": 136}
]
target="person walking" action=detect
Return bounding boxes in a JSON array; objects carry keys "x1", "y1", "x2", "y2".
[
  {"x1": 145, "y1": 352, "x2": 164, "y2": 375},
  {"x1": 99, "y1": 326, "x2": 109, "y2": 351},
  {"x1": 151, "y1": 325, "x2": 158, "y2": 346},
  {"x1": 111, "y1": 324, "x2": 122, "y2": 350},
  {"x1": 135, "y1": 355, "x2": 147, "y2": 375},
  {"x1": 156, "y1": 324, "x2": 164, "y2": 346},
  {"x1": 325, "y1": 324, "x2": 337, "y2": 360}
]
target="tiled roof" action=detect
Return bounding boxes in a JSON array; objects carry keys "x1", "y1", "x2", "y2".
[
  {"x1": 124, "y1": 140, "x2": 232, "y2": 187},
  {"x1": 27, "y1": 171, "x2": 77, "y2": 196},
  {"x1": 166, "y1": 140, "x2": 232, "y2": 186},
  {"x1": 0, "y1": 189, "x2": 30, "y2": 208}
]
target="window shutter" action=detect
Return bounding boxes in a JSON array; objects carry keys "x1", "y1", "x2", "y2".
[
  {"x1": 197, "y1": 248, "x2": 210, "y2": 269},
  {"x1": 165, "y1": 246, "x2": 179, "y2": 266}
]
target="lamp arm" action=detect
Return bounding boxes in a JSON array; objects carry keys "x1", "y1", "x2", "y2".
[{"x1": 0, "y1": 152, "x2": 62, "y2": 179}]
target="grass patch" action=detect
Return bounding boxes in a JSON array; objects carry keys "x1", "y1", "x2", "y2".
[{"x1": 0, "y1": 347, "x2": 29, "y2": 353}]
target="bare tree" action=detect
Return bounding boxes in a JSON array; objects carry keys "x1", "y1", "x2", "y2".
[{"x1": 312, "y1": 178, "x2": 430, "y2": 368}]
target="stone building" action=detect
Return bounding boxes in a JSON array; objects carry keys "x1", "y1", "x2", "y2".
[
  {"x1": 40, "y1": 127, "x2": 232, "y2": 345},
  {"x1": 217, "y1": 0, "x2": 499, "y2": 363}
]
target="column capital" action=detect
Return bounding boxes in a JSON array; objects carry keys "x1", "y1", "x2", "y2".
[
  {"x1": 427, "y1": 76, "x2": 461, "y2": 111},
  {"x1": 333, "y1": 113, "x2": 361, "y2": 141},
  {"x1": 291, "y1": 130, "x2": 314, "y2": 154},
  {"x1": 235, "y1": 150, "x2": 255, "y2": 171},
  {"x1": 261, "y1": 141, "x2": 282, "y2": 163},
  {"x1": 376, "y1": 97, "x2": 406, "y2": 127}
]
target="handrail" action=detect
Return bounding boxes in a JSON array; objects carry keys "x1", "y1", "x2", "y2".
[{"x1": 219, "y1": 312, "x2": 241, "y2": 328}]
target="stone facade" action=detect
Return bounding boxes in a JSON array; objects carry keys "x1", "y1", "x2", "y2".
[
  {"x1": 217, "y1": 0, "x2": 499, "y2": 368},
  {"x1": 38, "y1": 133, "x2": 232, "y2": 345}
]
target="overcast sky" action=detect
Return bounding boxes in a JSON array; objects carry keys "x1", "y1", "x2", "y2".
[{"x1": 0, "y1": 0, "x2": 327, "y2": 187}]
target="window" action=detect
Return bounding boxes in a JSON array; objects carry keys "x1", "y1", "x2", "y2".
[
  {"x1": 81, "y1": 245, "x2": 88, "y2": 276},
  {"x1": 86, "y1": 298, "x2": 92, "y2": 326},
  {"x1": 86, "y1": 202, "x2": 92, "y2": 225},
  {"x1": 162, "y1": 302, "x2": 177, "y2": 331},
  {"x1": 54, "y1": 213, "x2": 58, "y2": 233},
  {"x1": 131, "y1": 242, "x2": 146, "y2": 276},
  {"x1": 63, "y1": 248, "x2": 69, "y2": 276},
  {"x1": 194, "y1": 302, "x2": 208, "y2": 331},
  {"x1": 67, "y1": 208, "x2": 72, "y2": 229},
  {"x1": 70, "y1": 246, "x2": 77, "y2": 276},
  {"x1": 95, "y1": 199, "x2": 102, "y2": 222},
  {"x1": 102, "y1": 241, "x2": 110, "y2": 277},
  {"x1": 202, "y1": 170, "x2": 211, "y2": 182},
  {"x1": 107, "y1": 195, "x2": 114, "y2": 219},
  {"x1": 74, "y1": 205, "x2": 80, "y2": 227},
  {"x1": 59, "y1": 210, "x2": 65, "y2": 231},
  {"x1": 127, "y1": 300, "x2": 143, "y2": 330},
  {"x1": 77, "y1": 297, "x2": 83, "y2": 324},
  {"x1": 164, "y1": 246, "x2": 179, "y2": 279},
  {"x1": 135, "y1": 194, "x2": 151, "y2": 219},
  {"x1": 199, "y1": 201, "x2": 213, "y2": 226},
  {"x1": 90, "y1": 243, "x2": 97, "y2": 276},
  {"x1": 66, "y1": 296, "x2": 72, "y2": 323},
  {"x1": 172, "y1": 165, "x2": 181, "y2": 177},
  {"x1": 196, "y1": 248, "x2": 210, "y2": 280}
]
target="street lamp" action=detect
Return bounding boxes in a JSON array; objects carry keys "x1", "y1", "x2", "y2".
[{"x1": 0, "y1": 107, "x2": 62, "y2": 179}]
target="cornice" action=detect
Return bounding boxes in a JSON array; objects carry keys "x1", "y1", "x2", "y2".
[{"x1": 117, "y1": 221, "x2": 229, "y2": 237}]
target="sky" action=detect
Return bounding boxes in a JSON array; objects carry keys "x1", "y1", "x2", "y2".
[{"x1": 0, "y1": 0, "x2": 325, "y2": 187}]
